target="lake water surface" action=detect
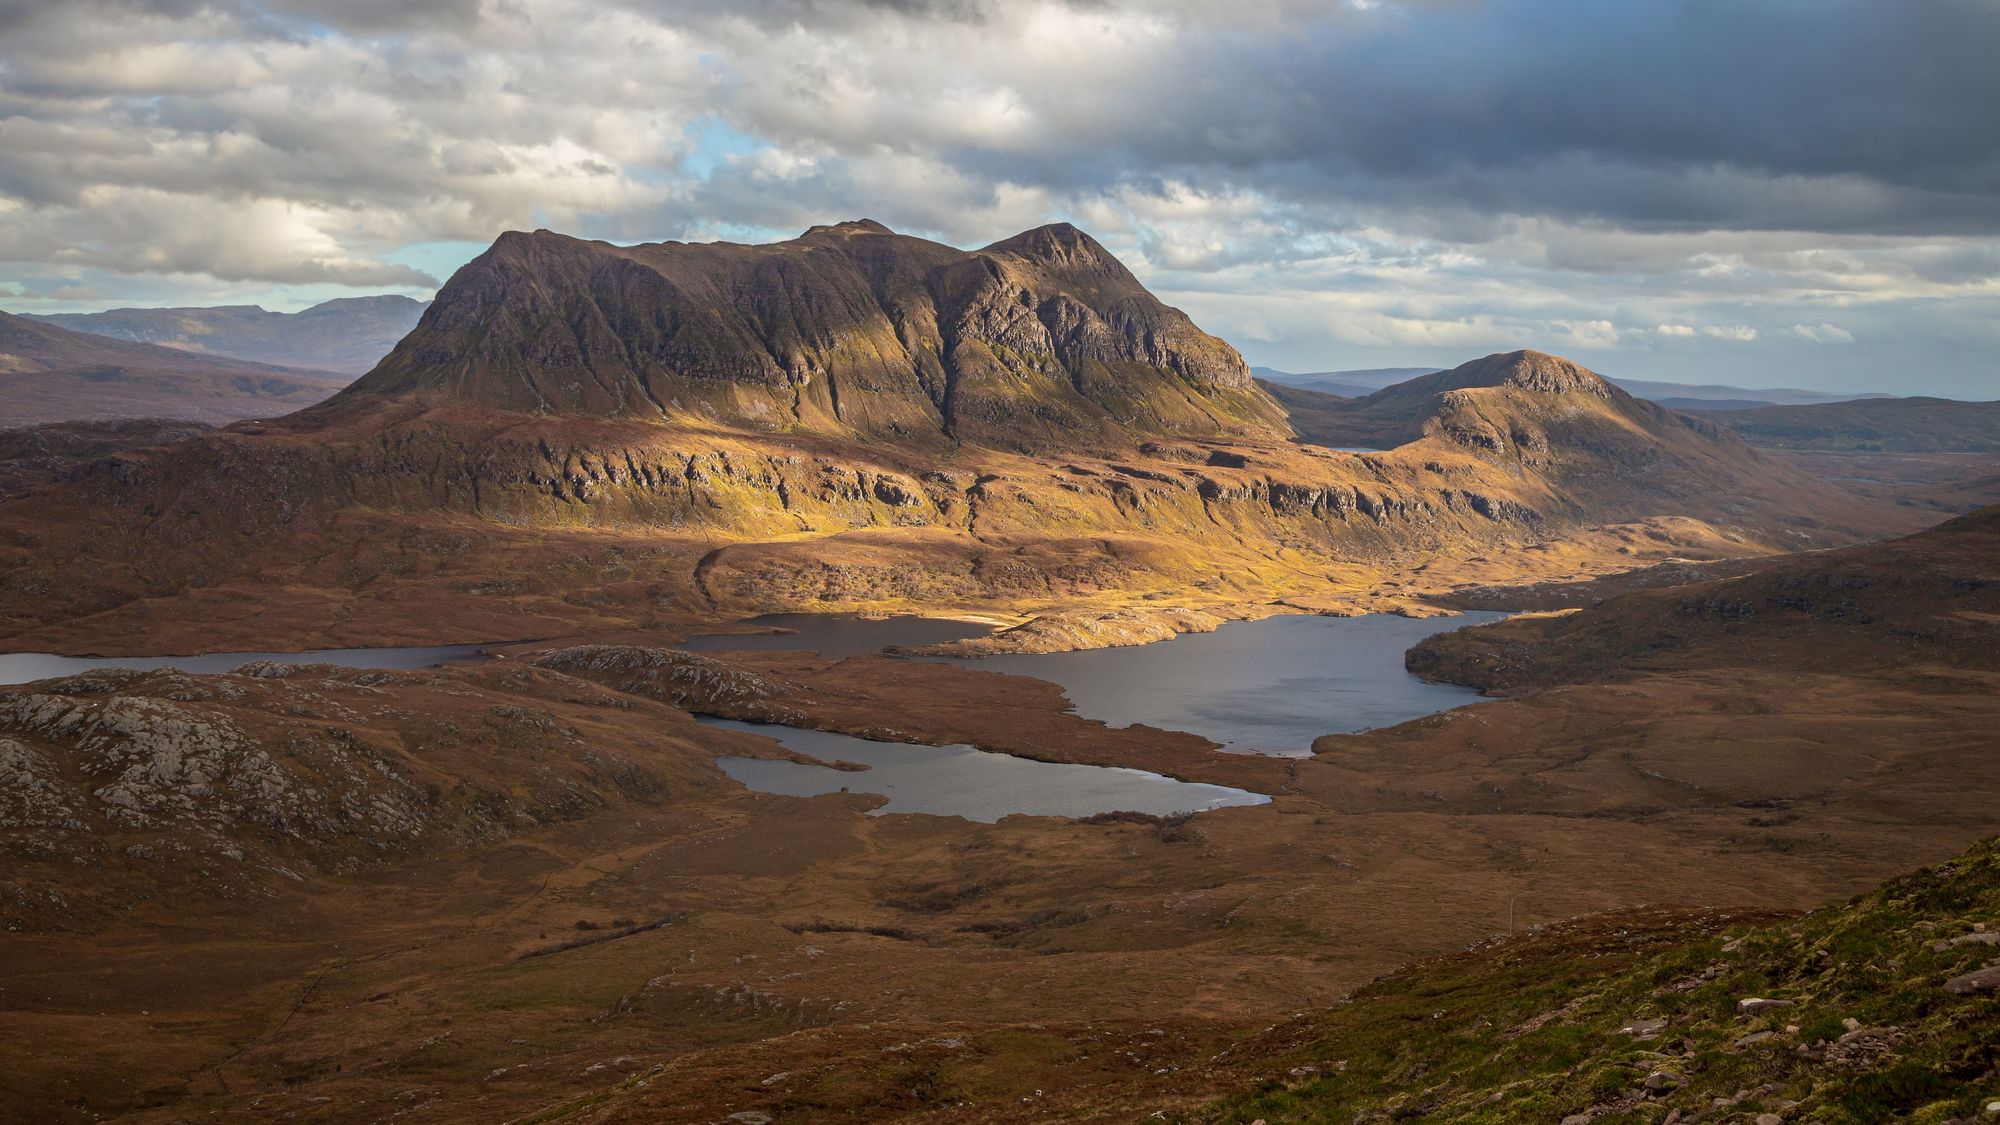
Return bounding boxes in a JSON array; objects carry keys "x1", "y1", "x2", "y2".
[
  {"x1": 0, "y1": 644, "x2": 492, "y2": 686},
  {"x1": 684, "y1": 609, "x2": 1502, "y2": 756},
  {"x1": 0, "y1": 609, "x2": 1500, "y2": 816},
  {"x1": 942, "y1": 612, "x2": 1504, "y2": 756},
  {"x1": 703, "y1": 717, "x2": 1266, "y2": 821}
]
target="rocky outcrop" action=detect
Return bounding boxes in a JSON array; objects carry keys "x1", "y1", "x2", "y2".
[
  {"x1": 0, "y1": 417, "x2": 213, "y2": 496},
  {"x1": 0, "y1": 664, "x2": 690, "y2": 930},
  {"x1": 533, "y1": 645, "x2": 810, "y2": 723}
]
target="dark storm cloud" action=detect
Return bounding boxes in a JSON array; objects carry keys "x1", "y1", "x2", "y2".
[{"x1": 805, "y1": 0, "x2": 2000, "y2": 237}]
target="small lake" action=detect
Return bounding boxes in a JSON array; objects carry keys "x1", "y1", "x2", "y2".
[
  {"x1": 941, "y1": 612, "x2": 1505, "y2": 756},
  {"x1": 680, "y1": 613, "x2": 993, "y2": 660},
  {"x1": 0, "y1": 644, "x2": 492, "y2": 686},
  {"x1": 702, "y1": 717, "x2": 1267, "y2": 822}
]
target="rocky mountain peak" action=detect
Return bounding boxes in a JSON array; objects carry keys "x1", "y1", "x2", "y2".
[
  {"x1": 983, "y1": 222, "x2": 1120, "y2": 273},
  {"x1": 329, "y1": 221, "x2": 1284, "y2": 451},
  {"x1": 802, "y1": 218, "x2": 896, "y2": 238},
  {"x1": 1438, "y1": 350, "x2": 1615, "y2": 396}
]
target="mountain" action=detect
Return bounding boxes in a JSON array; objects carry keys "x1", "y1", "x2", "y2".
[
  {"x1": 334, "y1": 220, "x2": 1283, "y2": 451},
  {"x1": 27, "y1": 295, "x2": 426, "y2": 375},
  {"x1": 1610, "y1": 377, "x2": 1889, "y2": 411},
  {"x1": 1252, "y1": 365, "x2": 1438, "y2": 397},
  {"x1": 0, "y1": 310, "x2": 351, "y2": 426},
  {"x1": 1266, "y1": 349, "x2": 1851, "y2": 515},
  {"x1": 1254, "y1": 378, "x2": 1364, "y2": 446},
  {"x1": 1693, "y1": 395, "x2": 2000, "y2": 453},
  {"x1": 1256, "y1": 365, "x2": 1893, "y2": 412},
  {"x1": 0, "y1": 227, "x2": 1897, "y2": 654}
]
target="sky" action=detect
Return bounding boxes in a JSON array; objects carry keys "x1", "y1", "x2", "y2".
[{"x1": 1, "y1": 1, "x2": 1997, "y2": 396}]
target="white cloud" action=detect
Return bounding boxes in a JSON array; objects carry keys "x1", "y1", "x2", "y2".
[
  {"x1": 0, "y1": 0, "x2": 1995, "y2": 393},
  {"x1": 1790, "y1": 323, "x2": 1856, "y2": 344}
]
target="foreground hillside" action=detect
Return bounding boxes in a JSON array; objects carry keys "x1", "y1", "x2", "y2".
[
  {"x1": 0, "y1": 310, "x2": 348, "y2": 426},
  {"x1": 1193, "y1": 835, "x2": 2000, "y2": 1124},
  {"x1": 26, "y1": 296, "x2": 424, "y2": 375},
  {"x1": 0, "y1": 418, "x2": 212, "y2": 496}
]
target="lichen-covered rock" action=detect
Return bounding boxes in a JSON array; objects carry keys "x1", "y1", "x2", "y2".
[{"x1": 0, "y1": 663, "x2": 693, "y2": 930}]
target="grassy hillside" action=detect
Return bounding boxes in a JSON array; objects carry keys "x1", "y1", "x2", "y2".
[{"x1": 1194, "y1": 835, "x2": 2000, "y2": 1123}]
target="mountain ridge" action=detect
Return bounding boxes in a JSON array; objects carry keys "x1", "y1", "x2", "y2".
[
  {"x1": 0, "y1": 226, "x2": 1905, "y2": 653},
  {"x1": 25, "y1": 295, "x2": 424, "y2": 375},
  {"x1": 0, "y1": 310, "x2": 349, "y2": 426},
  {"x1": 332, "y1": 221, "x2": 1282, "y2": 453}
]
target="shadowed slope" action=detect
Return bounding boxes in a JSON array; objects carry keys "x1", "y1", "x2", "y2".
[{"x1": 1408, "y1": 502, "x2": 2000, "y2": 692}]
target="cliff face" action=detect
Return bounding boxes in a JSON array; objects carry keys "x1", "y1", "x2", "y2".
[{"x1": 335, "y1": 220, "x2": 1283, "y2": 452}]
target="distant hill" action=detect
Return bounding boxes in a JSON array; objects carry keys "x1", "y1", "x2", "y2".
[
  {"x1": 1411, "y1": 499, "x2": 2000, "y2": 692},
  {"x1": 1255, "y1": 378, "x2": 1389, "y2": 448},
  {"x1": 1693, "y1": 396, "x2": 2000, "y2": 452},
  {"x1": 27, "y1": 295, "x2": 425, "y2": 375},
  {"x1": 1612, "y1": 377, "x2": 1890, "y2": 411},
  {"x1": 1252, "y1": 366, "x2": 1437, "y2": 397},
  {"x1": 0, "y1": 310, "x2": 350, "y2": 426},
  {"x1": 1256, "y1": 365, "x2": 1890, "y2": 412}
]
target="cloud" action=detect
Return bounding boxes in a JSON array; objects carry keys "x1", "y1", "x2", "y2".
[
  {"x1": 1790, "y1": 323, "x2": 1857, "y2": 345},
  {"x1": 0, "y1": 0, "x2": 1995, "y2": 393},
  {"x1": 1701, "y1": 325, "x2": 1759, "y2": 342}
]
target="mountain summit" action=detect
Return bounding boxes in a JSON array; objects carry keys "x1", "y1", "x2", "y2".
[{"x1": 336, "y1": 221, "x2": 1283, "y2": 451}]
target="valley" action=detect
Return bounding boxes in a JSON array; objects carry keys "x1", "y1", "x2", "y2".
[{"x1": 1, "y1": 221, "x2": 1996, "y2": 1124}]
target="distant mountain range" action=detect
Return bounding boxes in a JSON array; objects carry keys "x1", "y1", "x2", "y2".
[
  {"x1": 0, "y1": 310, "x2": 350, "y2": 427},
  {"x1": 25, "y1": 295, "x2": 426, "y2": 375},
  {"x1": 1694, "y1": 395, "x2": 2000, "y2": 453},
  {"x1": 1254, "y1": 365, "x2": 1893, "y2": 412}
]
